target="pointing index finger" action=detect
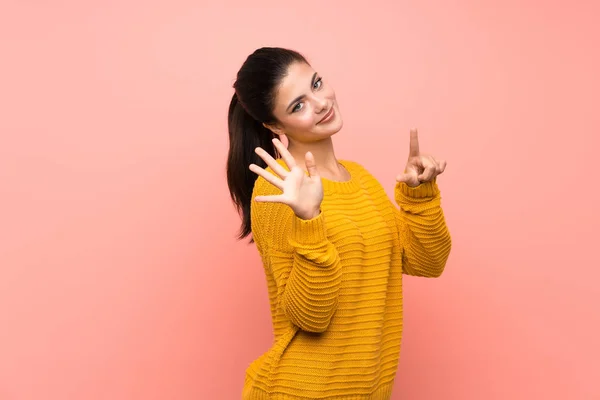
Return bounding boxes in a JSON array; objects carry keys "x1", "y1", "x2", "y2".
[{"x1": 409, "y1": 128, "x2": 420, "y2": 157}]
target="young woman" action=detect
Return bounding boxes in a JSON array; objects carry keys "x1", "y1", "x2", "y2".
[{"x1": 227, "y1": 47, "x2": 451, "y2": 400}]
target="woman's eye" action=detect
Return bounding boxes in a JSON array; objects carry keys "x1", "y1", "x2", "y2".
[
  {"x1": 293, "y1": 103, "x2": 303, "y2": 112},
  {"x1": 313, "y1": 78, "x2": 323, "y2": 90}
]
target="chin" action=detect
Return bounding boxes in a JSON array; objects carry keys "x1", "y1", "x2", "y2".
[
  {"x1": 318, "y1": 113, "x2": 343, "y2": 135},
  {"x1": 315, "y1": 121, "x2": 342, "y2": 137},
  {"x1": 331, "y1": 105, "x2": 343, "y2": 132},
  {"x1": 328, "y1": 117, "x2": 344, "y2": 135}
]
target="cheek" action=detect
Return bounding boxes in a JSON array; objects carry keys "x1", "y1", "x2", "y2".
[{"x1": 288, "y1": 112, "x2": 316, "y2": 130}]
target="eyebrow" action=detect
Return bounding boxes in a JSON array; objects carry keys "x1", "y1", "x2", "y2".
[{"x1": 286, "y1": 72, "x2": 318, "y2": 112}]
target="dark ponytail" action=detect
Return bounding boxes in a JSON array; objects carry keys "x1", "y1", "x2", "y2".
[
  {"x1": 226, "y1": 93, "x2": 277, "y2": 240},
  {"x1": 226, "y1": 47, "x2": 308, "y2": 241}
]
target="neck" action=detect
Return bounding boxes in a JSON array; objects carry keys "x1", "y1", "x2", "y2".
[{"x1": 286, "y1": 136, "x2": 347, "y2": 180}]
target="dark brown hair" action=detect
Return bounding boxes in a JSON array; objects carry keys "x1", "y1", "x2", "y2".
[{"x1": 226, "y1": 47, "x2": 308, "y2": 240}]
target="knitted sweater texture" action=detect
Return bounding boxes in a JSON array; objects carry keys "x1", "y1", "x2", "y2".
[{"x1": 242, "y1": 159, "x2": 451, "y2": 400}]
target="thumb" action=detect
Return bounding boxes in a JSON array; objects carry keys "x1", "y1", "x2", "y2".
[
  {"x1": 396, "y1": 173, "x2": 409, "y2": 183},
  {"x1": 305, "y1": 152, "x2": 319, "y2": 178},
  {"x1": 396, "y1": 171, "x2": 418, "y2": 186}
]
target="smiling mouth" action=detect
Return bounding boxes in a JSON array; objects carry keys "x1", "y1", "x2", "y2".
[{"x1": 318, "y1": 106, "x2": 334, "y2": 124}]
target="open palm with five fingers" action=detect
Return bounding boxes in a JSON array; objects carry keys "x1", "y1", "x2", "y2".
[
  {"x1": 249, "y1": 138, "x2": 323, "y2": 220},
  {"x1": 396, "y1": 129, "x2": 447, "y2": 187}
]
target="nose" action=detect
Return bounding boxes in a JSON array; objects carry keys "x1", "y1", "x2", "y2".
[{"x1": 313, "y1": 95, "x2": 328, "y2": 113}]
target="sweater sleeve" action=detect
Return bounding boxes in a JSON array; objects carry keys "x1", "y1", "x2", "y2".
[
  {"x1": 394, "y1": 178, "x2": 452, "y2": 278},
  {"x1": 251, "y1": 176, "x2": 342, "y2": 333}
]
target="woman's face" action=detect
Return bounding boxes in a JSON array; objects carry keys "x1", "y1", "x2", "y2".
[{"x1": 267, "y1": 61, "x2": 343, "y2": 144}]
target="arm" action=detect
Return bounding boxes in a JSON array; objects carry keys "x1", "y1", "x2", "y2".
[
  {"x1": 251, "y1": 175, "x2": 342, "y2": 333},
  {"x1": 394, "y1": 178, "x2": 452, "y2": 277}
]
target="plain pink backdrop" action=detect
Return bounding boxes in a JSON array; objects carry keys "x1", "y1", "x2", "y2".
[{"x1": 1, "y1": 1, "x2": 598, "y2": 399}]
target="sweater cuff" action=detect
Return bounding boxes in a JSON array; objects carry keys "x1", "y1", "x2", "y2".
[
  {"x1": 396, "y1": 178, "x2": 440, "y2": 199},
  {"x1": 291, "y1": 211, "x2": 328, "y2": 246}
]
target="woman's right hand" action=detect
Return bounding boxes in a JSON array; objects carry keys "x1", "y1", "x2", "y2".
[{"x1": 249, "y1": 138, "x2": 324, "y2": 220}]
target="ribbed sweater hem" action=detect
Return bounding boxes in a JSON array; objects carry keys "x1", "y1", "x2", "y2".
[{"x1": 242, "y1": 381, "x2": 394, "y2": 400}]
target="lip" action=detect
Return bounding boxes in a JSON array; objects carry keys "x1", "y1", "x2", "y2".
[{"x1": 317, "y1": 106, "x2": 335, "y2": 124}]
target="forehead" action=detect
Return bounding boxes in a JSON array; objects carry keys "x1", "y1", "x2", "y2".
[{"x1": 274, "y1": 61, "x2": 315, "y2": 103}]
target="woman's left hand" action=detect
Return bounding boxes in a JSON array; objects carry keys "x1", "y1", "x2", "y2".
[{"x1": 396, "y1": 129, "x2": 447, "y2": 187}]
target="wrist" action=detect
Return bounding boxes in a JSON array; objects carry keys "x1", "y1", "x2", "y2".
[
  {"x1": 295, "y1": 207, "x2": 321, "y2": 220},
  {"x1": 396, "y1": 179, "x2": 439, "y2": 199}
]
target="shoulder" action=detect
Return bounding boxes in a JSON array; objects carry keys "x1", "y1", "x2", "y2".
[
  {"x1": 249, "y1": 160, "x2": 291, "y2": 224},
  {"x1": 252, "y1": 158, "x2": 287, "y2": 197},
  {"x1": 250, "y1": 186, "x2": 294, "y2": 253}
]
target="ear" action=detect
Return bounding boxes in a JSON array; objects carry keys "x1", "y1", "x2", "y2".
[{"x1": 263, "y1": 122, "x2": 285, "y2": 137}]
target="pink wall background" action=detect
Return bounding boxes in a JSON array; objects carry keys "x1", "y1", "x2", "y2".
[{"x1": 1, "y1": 1, "x2": 598, "y2": 399}]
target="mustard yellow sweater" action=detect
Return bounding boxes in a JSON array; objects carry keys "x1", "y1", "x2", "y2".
[{"x1": 243, "y1": 159, "x2": 451, "y2": 400}]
